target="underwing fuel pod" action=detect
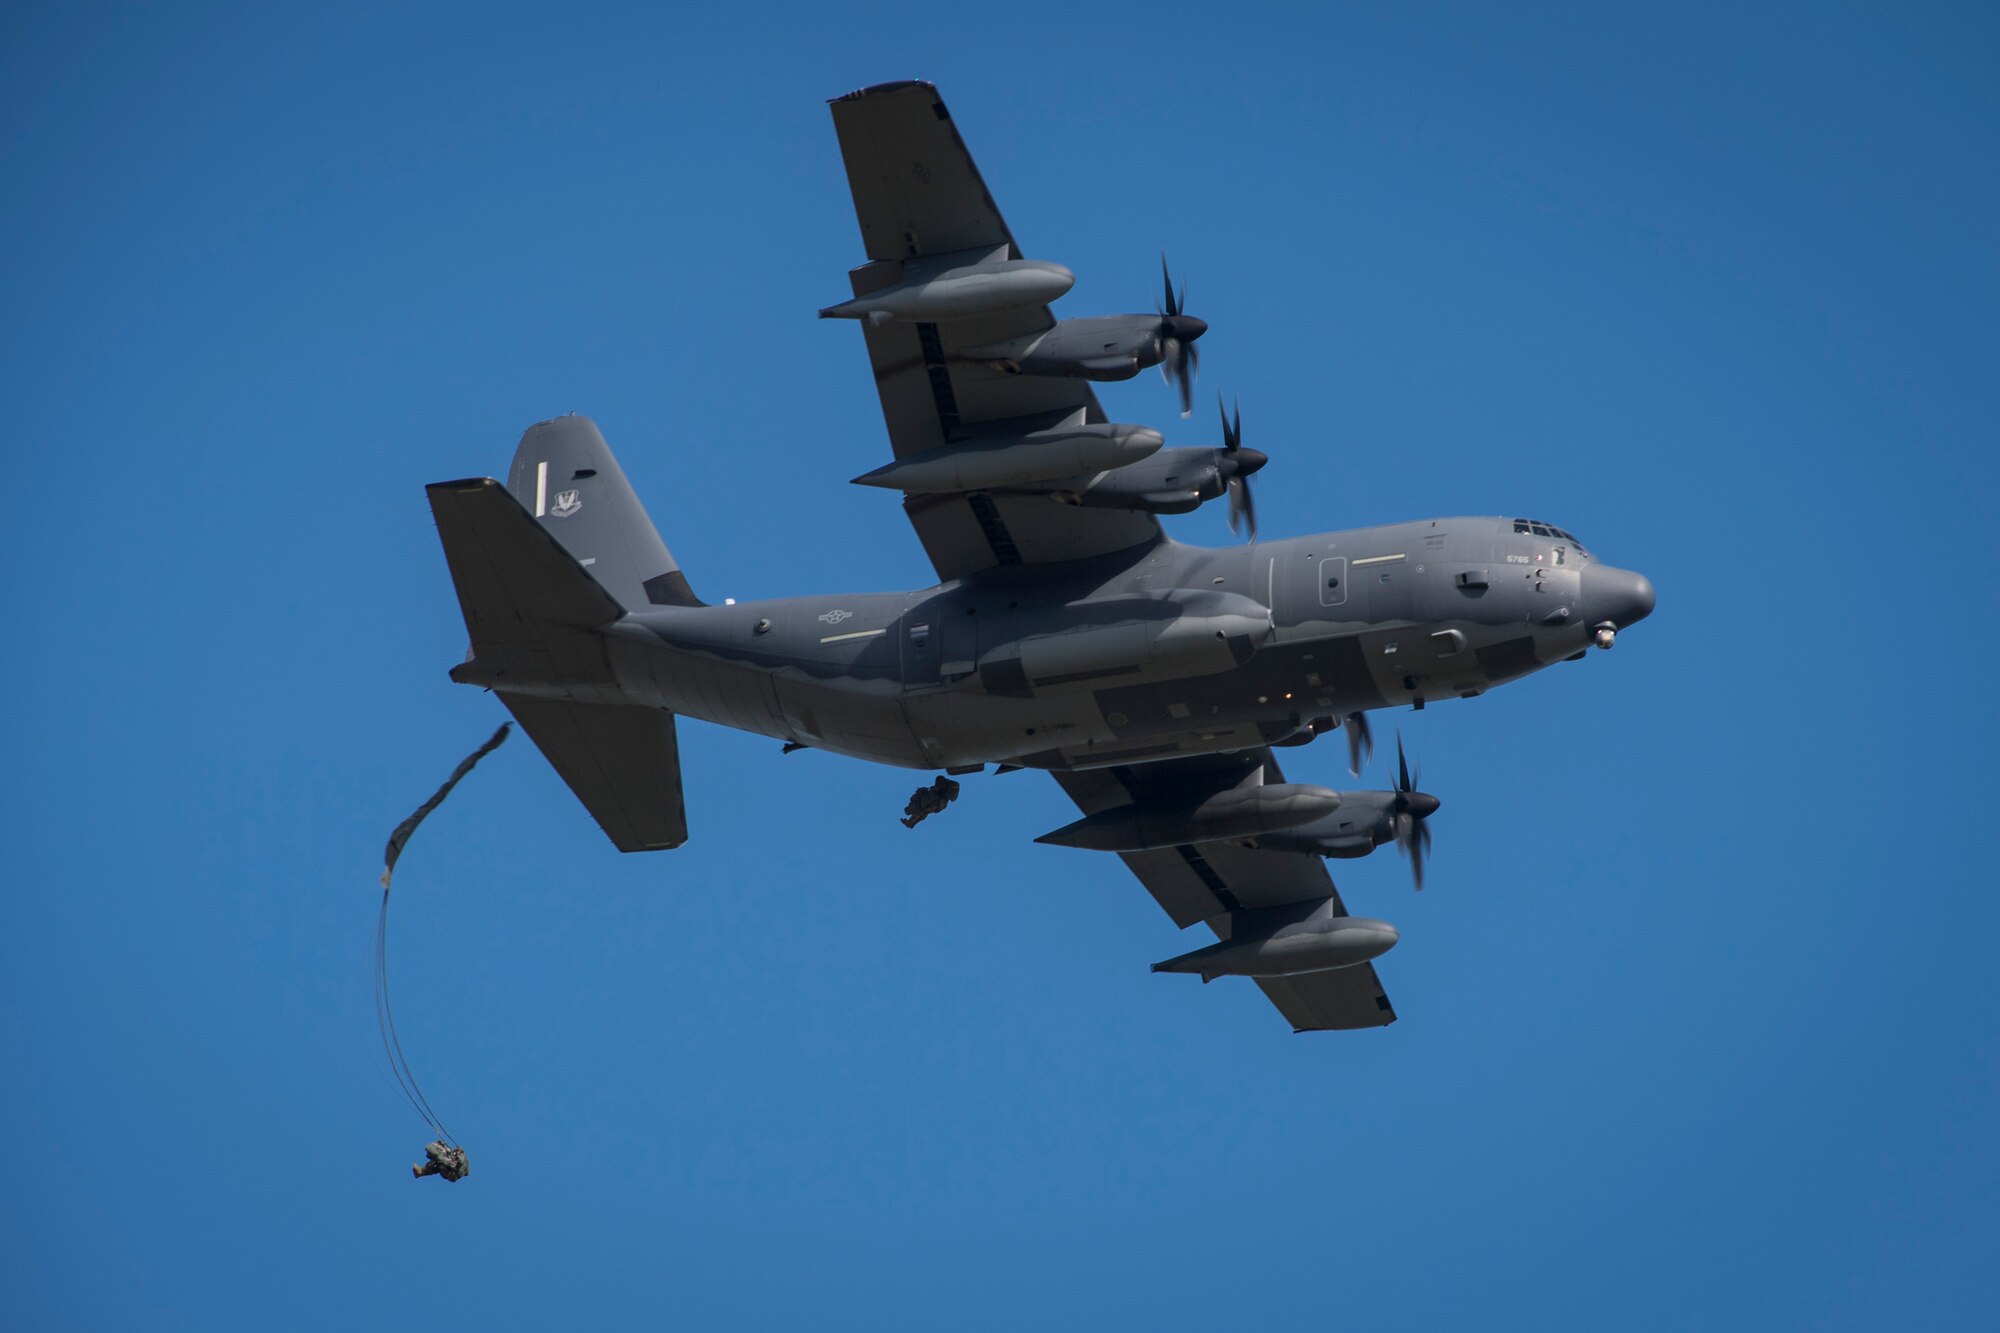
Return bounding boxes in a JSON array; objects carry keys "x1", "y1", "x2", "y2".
[
  {"x1": 819, "y1": 255, "x2": 1074, "y2": 324},
  {"x1": 1152, "y1": 901, "x2": 1399, "y2": 981}
]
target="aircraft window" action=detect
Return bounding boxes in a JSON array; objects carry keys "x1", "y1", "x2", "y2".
[{"x1": 1515, "y1": 518, "x2": 1588, "y2": 554}]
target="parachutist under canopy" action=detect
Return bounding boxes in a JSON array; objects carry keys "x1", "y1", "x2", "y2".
[
  {"x1": 412, "y1": 1140, "x2": 469, "y2": 1182},
  {"x1": 901, "y1": 775, "x2": 961, "y2": 828}
]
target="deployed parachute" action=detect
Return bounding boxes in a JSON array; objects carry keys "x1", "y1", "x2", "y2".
[{"x1": 374, "y1": 721, "x2": 511, "y2": 1180}]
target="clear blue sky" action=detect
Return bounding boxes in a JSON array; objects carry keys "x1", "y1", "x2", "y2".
[{"x1": 5, "y1": 2, "x2": 1996, "y2": 1328}]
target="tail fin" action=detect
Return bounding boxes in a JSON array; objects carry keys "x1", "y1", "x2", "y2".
[
  {"x1": 426, "y1": 436, "x2": 694, "y2": 854},
  {"x1": 505, "y1": 415, "x2": 701, "y2": 611}
]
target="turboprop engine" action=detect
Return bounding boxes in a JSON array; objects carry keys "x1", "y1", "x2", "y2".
[
  {"x1": 991, "y1": 401, "x2": 1268, "y2": 537},
  {"x1": 979, "y1": 588, "x2": 1273, "y2": 699},
  {"x1": 1152, "y1": 900, "x2": 1400, "y2": 980},
  {"x1": 1036, "y1": 780, "x2": 1340, "y2": 853},
  {"x1": 1239, "y1": 738, "x2": 1441, "y2": 890},
  {"x1": 957, "y1": 257, "x2": 1209, "y2": 412},
  {"x1": 819, "y1": 257, "x2": 1074, "y2": 324},
  {"x1": 959, "y1": 314, "x2": 1197, "y2": 381},
  {"x1": 851, "y1": 412, "x2": 1163, "y2": 493}
]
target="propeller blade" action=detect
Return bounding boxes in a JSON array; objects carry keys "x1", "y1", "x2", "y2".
[
  {"x1": 1215, "y1": 394, "x2": 1257, "y2": 537},
  {"x1": 1227, "y1": 476, "x2": 1258, "y2": 540},
  {"x1": 1155, "y1": 257, "x2": 1200, "y2": 415},
  {"x1": 1388, "y1": 732, "x2": 1436, "y2": 890},
  {"x1": 1343, "y1": 712, "x2": 1373, "y2": 776},
  {"x1": 1166, "y1": 340, "x2": 1193, "y2": 417}
]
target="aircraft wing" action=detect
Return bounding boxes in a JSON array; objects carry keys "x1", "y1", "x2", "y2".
[
  {"x1": 828, "y1": 81, "x2": 1162, "y2": 581},
  {"x1": 1050, "y1": 751, "x2": 1398, "y2": 1032}
]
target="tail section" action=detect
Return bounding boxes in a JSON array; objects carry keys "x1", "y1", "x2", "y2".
[
  {"x1": 498, "y1": 696, "x2": 688, "y2": 851},
  {"x1": 505, "y1": 416, "x2": 701, "y2": 611},
  {"x1": 426, "y1": 477, "x2": 624, "y2": 667},
  {"x1": 426, "y1": 417, "x2": 696, "y2": 853}
]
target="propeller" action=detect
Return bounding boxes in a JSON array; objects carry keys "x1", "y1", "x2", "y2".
[
  {"x1": 1390, "y1": 733, "x2": 1441, "y2": 891},
  {"x1": 1157, "y1": 255, "x2": 1207, "y2": 417},
  {"x1": 1342, "y1": 711, "x2": 1373, "y2": 777},
  {"x1": 1217, "y1": 396, "x2": 1268, "y2": 540}
]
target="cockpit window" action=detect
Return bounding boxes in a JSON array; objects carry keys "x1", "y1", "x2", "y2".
[{"x1": 1512, "y1": 518, "x2": 1589, "y2": 556}]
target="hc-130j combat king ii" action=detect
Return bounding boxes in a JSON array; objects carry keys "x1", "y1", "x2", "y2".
[{"x1": 423, "y1": 81, "x2": 1655, "y2": 1031}]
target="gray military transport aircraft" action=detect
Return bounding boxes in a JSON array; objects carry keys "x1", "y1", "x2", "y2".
[{"x1": 424, "y1": 81, "x2": 1656, "y2": 1031}]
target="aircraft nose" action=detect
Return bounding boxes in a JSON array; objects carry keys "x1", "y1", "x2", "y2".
[{"x1": 1584, "y1": 564, "x2": 1656, "y2": 629}]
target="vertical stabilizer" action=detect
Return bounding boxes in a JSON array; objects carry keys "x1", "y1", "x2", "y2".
[{"x1": 506, "y1": 416, "x2": 701, "y2": 611}]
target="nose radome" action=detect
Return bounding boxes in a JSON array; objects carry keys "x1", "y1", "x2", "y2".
[{"x1": 1585, "y1": 564, "x2": 1656, "y2": 628}]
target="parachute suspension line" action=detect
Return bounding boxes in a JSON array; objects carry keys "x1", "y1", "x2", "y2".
[
  {"x1": 371, "y1": 721, "x2": 512, "y2": 1152},
  {"x1": 375, "y1": 888, "x2": 452, "y2": 1144}
]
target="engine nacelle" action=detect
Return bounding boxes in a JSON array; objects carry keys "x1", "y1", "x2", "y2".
[
  {"x1": 1243, "y1": 791, "x2": 1402, "y2": 858},
  {"x1": 820, "y1": 258, "x2": 1074, "y2": 324},
  {"x1": 959, "y1": 315, "x2": 1163, "y2": 380},
  {"x1": 1037, "y1": 781, "x2": 1340, "y2": 853},
  {"x1": 1153, "y1": 903, "x2": 1399, "y2": 980},
  {"x1": 851, "y1": 419, "x2": 1163, "y2": 494},
  {"x1": 1018, "y1": 445, "x2": 1226, "y2": 515}
]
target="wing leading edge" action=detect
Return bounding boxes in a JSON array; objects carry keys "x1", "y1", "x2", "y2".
[{"x1": 1051, "y1": 752, "x2": 1397, "y2": 1032}]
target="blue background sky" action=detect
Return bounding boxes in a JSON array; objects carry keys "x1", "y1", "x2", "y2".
[{"x1": 5, "y1": 2, "x2": 1996, "y2": 1328}]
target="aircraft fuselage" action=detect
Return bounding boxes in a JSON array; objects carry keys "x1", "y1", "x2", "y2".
[{"x1": 592, "y1": 515, "x2": 1655, "y2": 773}]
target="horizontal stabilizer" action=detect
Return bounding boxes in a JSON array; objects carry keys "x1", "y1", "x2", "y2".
[
  {"x1": 427, "y1": 478, "x2": 624, "y2": 647},
  {"x1": 500, "y1": 696, "x2": 688, "y2": 852}
]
